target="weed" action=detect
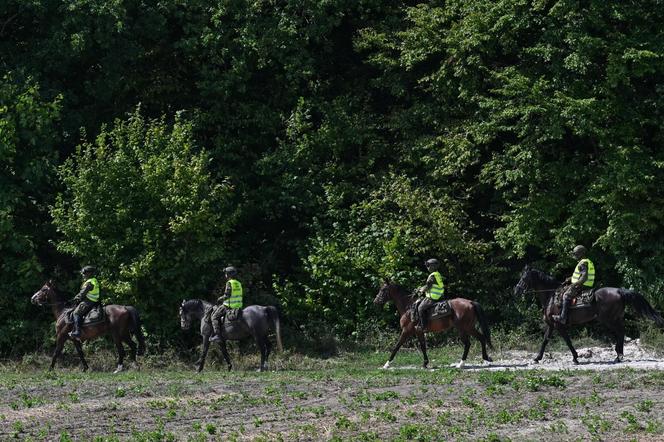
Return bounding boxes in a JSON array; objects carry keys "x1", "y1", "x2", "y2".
[
  {"x1": 373, "y1": 390, "x2": 399, "y2": 400},
  {"x1": 620, "y1": 410, "x2": 641, "y2": 432},
  {"x1": 205, "y1": 423, "x2": 216, "y2": 435},
  {"x1": 637, "y1": 399, "x2": 653, "y2": 413}
]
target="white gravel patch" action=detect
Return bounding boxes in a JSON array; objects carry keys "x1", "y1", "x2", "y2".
[
  {"x1": 463, "y1": 338, "x2": 664, "y2": 371},
  {"x1": 382, "y1": 339, "x2": 664, "y2": 371}
]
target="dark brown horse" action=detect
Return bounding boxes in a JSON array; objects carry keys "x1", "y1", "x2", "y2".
[
  {"x1": 374, "y1": 282, "x2": 493, "y2": 368},
  {"x1": 514, "y1": 265, "x2": 664, "y2": 364},
  {"x1": 31, "y1": 280, "x2": 145, "y2": 372}
]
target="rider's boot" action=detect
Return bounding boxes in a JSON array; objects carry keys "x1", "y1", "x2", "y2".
[
  {"x1": 69, "y1": 315, "x2": 82, "y2": 338},
  {"x1": 210, "y1": 317, "x2": 223, "y2": 342},
  {"x1": 553, "y1": 299, "x2": 570, "y2": 324}
]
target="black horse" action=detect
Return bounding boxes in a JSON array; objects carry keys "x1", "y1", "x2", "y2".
[
  {"x1": 514, "y1": 265, "x2": 664, "y2": 364},
  {"x1": 179, "y1": 299, "x2": 283, "y2": 372}
]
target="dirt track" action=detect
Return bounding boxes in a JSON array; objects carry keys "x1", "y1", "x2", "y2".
[{"x1": 1, "y1": 342, "x2": 664, "y2": 441}]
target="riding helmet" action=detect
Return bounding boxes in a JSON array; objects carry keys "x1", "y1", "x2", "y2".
[
  {"x1": 571, "y1": 245, "x2": 586, "y2": 258},
  {"x1": 224, "y1": 266, "x2": 238, "y2": 277},
  {"x1": 80, "y1": 265, "x2": 96, "y2": 276},
  {"x1": 425, "y1": 259, "x2": 439, "y2": 270}
]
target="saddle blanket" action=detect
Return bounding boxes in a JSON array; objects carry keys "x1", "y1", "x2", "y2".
[
  {"x1": 203, "y1": 307, "x2": 243, "y2": 326},
  {"x1": 554, "y1": 289, "x2": 596, "y2": 308},
  {"x1": 411, "y1": 300, "x2": 453, "y2": 322},
  {"x1": 64, "y1": 304, "x2": 106, "y2": 326}
]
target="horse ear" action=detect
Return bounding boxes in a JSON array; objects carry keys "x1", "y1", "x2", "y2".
[{"x1": 181, "y1": 299, "x2": 186, "y2": 306}]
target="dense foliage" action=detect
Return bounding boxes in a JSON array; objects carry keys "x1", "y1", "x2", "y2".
[{"x1": 1, "y1": 0, "x2": 663, "y2": 354}]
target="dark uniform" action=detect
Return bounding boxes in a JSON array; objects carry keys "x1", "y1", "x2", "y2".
[
  {"x1": 210, "y1": 266, "x2": 243, "y2": 342},
  {"x1": 416, "y1": 259, "x2": 445, "y2": 331},
  {"x1": 553, "y1": 245, "x2": 595, "y2": 324},
  {"x1": 69, "y1": 266, "x2": 101, "y2": 339}
]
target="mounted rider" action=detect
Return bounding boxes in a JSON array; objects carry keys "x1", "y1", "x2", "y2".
[
  {"x1": 210, "y1": 266, "x2": 243, "y2": 342},
  {"x1": 414, "y1": 258, "x2": 445, "y2": 332},
  {"x1": 552, "y1": 245, "x2": 595, "y2": 324},
  {"x1": 69, "y1": 266, "x2": 101, "y2": 339}
]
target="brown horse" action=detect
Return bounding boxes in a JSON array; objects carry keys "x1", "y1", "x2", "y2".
[
  {"x1": 31, "y1": 280, "x2": 146, "y2": 372},
  {"x1": 374, "y1": 281, "x2": 493, "y2": 368},
  {"x1": 514, "y1": 265, "x2": 664, "y2": 364}
]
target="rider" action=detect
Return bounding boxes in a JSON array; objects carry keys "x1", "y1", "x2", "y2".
[
  {"x1": 69, "y1": 266, "x2": 101, "y2": 339},
  {"x1": 552, "y1": 245, "x2": 595, "y2": 324},
  {"x1": 210, "y1": 266, "x2": 243, "y2": 342},
  {"x1": 415, "y1": 258, "x2": 445, "y2": 332}
]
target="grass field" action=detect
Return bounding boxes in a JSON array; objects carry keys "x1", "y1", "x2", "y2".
[{"x1": 1, "y1": 343, "x2": 664, "y2": 441}]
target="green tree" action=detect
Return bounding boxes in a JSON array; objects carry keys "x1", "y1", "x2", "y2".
[
  {"x1": 0, "y1": 74, "x2": 61, "y2": 355},
  {"x1": 51, "y1": 108, "x2": 234, "y2": 341}
]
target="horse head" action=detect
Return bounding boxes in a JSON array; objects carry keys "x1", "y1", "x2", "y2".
[
  {"x1": 32, "y1": 280, "x2": 56, "y2": 306},
  {"x1": 179, "y1": 300, "x2": 191, "y2": 330},
  {"x1": 514, "y1": 265, "x2": 531, "y2": 296},
  {"x1": 374, "y1": 279, "x2": 392, "y2": 305}
]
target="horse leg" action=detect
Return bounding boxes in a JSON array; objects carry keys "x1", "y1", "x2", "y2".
[
  {"x1": 196, "y1": 335, "x2": 211, "y2": 373},
  {"x1": 73, "y1": 340, "x2": 89, "y2": 372},
  {"x1": 557, "y1": 327, "x2": 579, "y2": 364},
  {"x1": 257, "y1": 337, "x2": 268, "y2": 372},
  {"x1": 50, "y1": 333, "x2": 67, "y2": 371},
  {"x1": 609, "y1": 319, "x2": 625, "y2": 362},
  {"x1": 534, "y1": 325, "x2": 553, "y2": 363},
  {"x1": 113, "y1": 335, "x2": 126, "y2": 373},
  {"x1": 123, "y1": 334, "x2": 139, "y2": 369},
  {"x1": 218, "y1": 340, "x2": 233, "y2": 372},
  {"x1": 416, "y1": 332, "x2": 429, "y2": 369},
  {"x1": 264, "y1": 336, "x2": 272, "y2": 371},
  {"x1": 383, "y1": 331, "x2": 409, "y2": 369},
  {"x1": 469, "y1": 329, "x2": 492, "y2": 363},
  {"x1": 458, "y1": 332, "x2": 471, "y2": 368}
]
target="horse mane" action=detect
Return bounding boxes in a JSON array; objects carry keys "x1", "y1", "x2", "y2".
[
  {"x1": 529, "y1": 268, "x2": 559, "y2": 286},
  {"x1": 183, "y1": 299, "x2": 212, "y2": 312}
]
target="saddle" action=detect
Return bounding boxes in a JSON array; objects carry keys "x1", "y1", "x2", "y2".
[
  {"x1": 204, "y1": 306, "x2": 242, "y2": 327},
  {"x1": 410, "y1": 299, "x2": 453, "y2": 323},
  {"x1": 64, "y1": 305, "x2": 106, "y2": 326},
  {"x1": 554, "y1": 287, "x2": 596, "y2": 308}
]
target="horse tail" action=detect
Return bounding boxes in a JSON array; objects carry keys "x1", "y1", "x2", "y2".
[
  {"x1": 472, "y1": 301, "x2": 493, "y2": 349},
  {"x1": 620, "y1": 289, "x2": 664, "y2": 327},
  {"x1": 127, "y1": 306, "x2": 146, "y2": 355},
  {"x1": 266, "y1": 306, "x2": 283, "y2": 352}
]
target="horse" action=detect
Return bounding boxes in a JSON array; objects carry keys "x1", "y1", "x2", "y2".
[
  {"x1": 31, "y1": 280, "x2": 146, "y2": 373},
  {"x1": 514, "y1": 265, "x2": 664, "y2": 364},
  {"x1": 374, "y1": 281, "x2": 493, "y2": 369},
  {"x1": 179, "y1": 299, "x2": 283, "y2": 372}
]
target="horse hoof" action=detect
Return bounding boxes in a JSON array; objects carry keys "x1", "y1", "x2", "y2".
[
  {"x1": 614, "y1": 355, "x2": 623, "y2": 363},
  {"x1": 82, "y1": 366, "x2": 89, "y2": 372},
  {"x1": 227, "y1": 365, "x2": 232, "y2": 372},
  {"x1": 113, "y1": 364, "x2": 124, "y2": 374},
  {"x1": 573, "y1": 359, "x2": 579, "y2": 365},
  {"x1": 422, "y1": 362, "x2": 429, "y2": 369},
  {"x1": 382, "y1": 361, "x2": 391, "y2": 369},
  {"x1": 457, "y1": 360, "x2": 465, "y2": 369},
  {"x1": 532, "y1": 358, "x2": 540, "y2": 364}
]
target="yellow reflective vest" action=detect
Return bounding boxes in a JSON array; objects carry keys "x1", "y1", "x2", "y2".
[
  {"x1": 84, "y1": 278, "x2": 100, "y2": 302},
  {"x1": 223, "y1": 279, "x2": 243, "y2": 309},
  {"x1": 571, "y1": 259, "x2": 595, "y2": 288},
  {"x1": 427, "y1": 272, "x2": 445, "y2": 300}
]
